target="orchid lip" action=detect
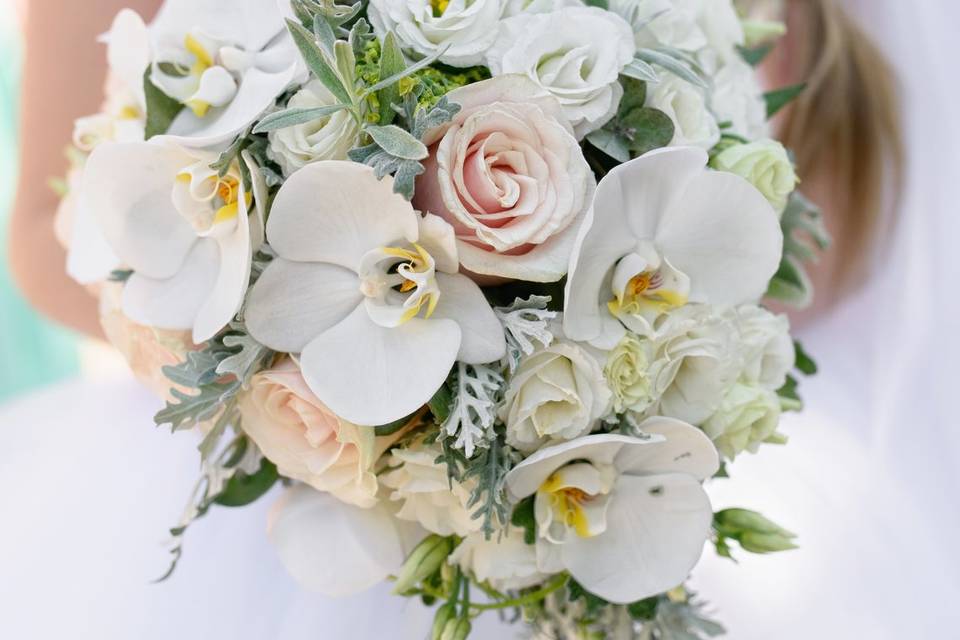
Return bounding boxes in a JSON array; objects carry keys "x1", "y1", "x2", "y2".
[{"x1": 358, "y1": 243, "x2": 442, "y2": 328}]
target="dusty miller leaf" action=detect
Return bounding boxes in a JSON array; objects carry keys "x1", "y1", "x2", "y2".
[
  {"x1": 441, "y1": 362, "x2": 505, "y2": 457},
  {"x1": 495, "y1": 296, "x2": 557, "y2": 373}
]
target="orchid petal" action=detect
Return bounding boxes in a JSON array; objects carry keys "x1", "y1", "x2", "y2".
[
  {"x1": 65, "y1": 195, "x2": 120, "y2": 285},
  {"x1": 432, "y1": 273, "x2": 505, "y2": 365},
  {"x1": 300, "y1": 306, "x2": 461, "y2": 426},
  {"x1": 417, "y1": 214, "x2": 459, "y2": 274},
  {"x1": 120, "y1": 239, "x2": 219, "y2": 330},
  {"x1": 245, "y1": 258, "x2": 361, "y2": 353},
  {"x1": 656, "y1": 169, "x2": 782, "y2": 304},
  {"x1": 614, "y1": 417, "x2": 720, "y2": 481},
  {"x1": 192, "y1": 186, "x2": 253, "y2": 342},
  {"x1": 103, "y1": 9, "x2": 151, "y2": 109},
  {"x1": 268, "y1": 485, "x2": 405, "y2": 596},
  {"x1": 561, "y1": 473, "x2": 713, "y2": 604},
  {"x1": 265, "y1": 161, "x2": 419, "y2": 270},
  {"x1": 505, "y1": 433, "x2": 666, "y2": 501},
  {"x1": 82, "y1": 142, "x2": 197, "y2": 279},
  {"x1": 151, "y1": 0, "x2": 286, "y2": 57}
]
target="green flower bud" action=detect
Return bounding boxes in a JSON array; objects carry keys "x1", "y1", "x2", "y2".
[
  {"x1": 741, "y1": 19, "x2": 787, "y2": 48},
  {"x1": 739, "y1": 531, "x2": 799, "y2": 554},
  {"x1": 712, "y1": 139, "x2": 797, "y2": 213},
  {"x1": 393, "y1": 535, "x2": 454, "y2": 594},
  {"x1": 715, "y1": 508, "x2": 795, "y2": 538},
  {"x1": 439, "y1": 617, "x2": 472, "y2": 640},
  {"x1": 431, "y1": 603, "x2": 457, "y2": 640}
]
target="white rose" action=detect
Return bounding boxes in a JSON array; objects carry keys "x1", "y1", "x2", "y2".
[
  {"x1": 727, "y1": 305, "x2": 795, "y2": 390},
  {"x1": 701, "y1": 382, "x2": 781, "y2": 459},
  {"x1": 381, "y1": 443, "x2": 481, "y2": 537},
  {"x1": 485, "y1": 6, "x2": 635, "y2": 138},
  {"x1": 712, "y1": 139, "x2": 797, "y2": 213},
  {"x1": 646, "y1": 74, "x2": 720, "y2": 149},
  {"x1": 711, "y1": 56, "x2": 770, "y2": 141},
  {"x1": 647, "y1": 305, "x2": 739, "y2": 424},
  {"x1": 501, "y1": 331, "x2": 612, "y2": 452},
  {"x1": 450, "y1": 528, "x2": 547, "y2": 590},
  {"x1": 368, "y1": 0, "x2": 506, "y2": 67},
  {"x1": 267, "y1": 80, "x2": 361, "y2": 176},
  {"x1": 604, "y1": 332, "x2": 657, "y2": 414}
]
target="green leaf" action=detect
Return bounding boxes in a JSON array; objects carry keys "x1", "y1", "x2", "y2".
[
  {"x1": 286, "y1": 18, "x2": 353, "y2": 106},
  {"x1": 627, "y1": 596, "x2": 660, "y2": 621},
  {"x1": 586, "y1": 128, "x2": 631, "y2": 163},
  {"x1": 366, "y1": 124, "x2": 429, "y2": 160},
  {"x1": 374, "y1": 413, "x2": 415, "y2": 436},
  {"x1": 764, "y1": 83, "x2": 806, "y2": 118},
  {"x1": 568, "y1": 579, "x2": 609, "y2": 616},
  {"x1": 377, "y1": 32, "x2": 406, "y2": 125},
  {"x1": 312, "y1": 14, "x2": 337, "y2": 57},
  {"x1": 157, "y1": 61, "x2": 189, "y2": 78},
  {"x1": 360, "y1": 45, "x2": 449, "y2": 99},
  {"x1": 636, "y1": 47, "x2": 707, "y2": 90},
  {"x1": 143, "y1": 69, "x2": 183, "y2": 139},
  {"x1": 766, "y1": 256, "x2": 811, "y2": 307},
  {"x1": 510, "y1": 496, "x2": 537, "y2": 545},
  {"x1": 794, "y1": 340, "x2": 818, "y2": 376},
  {"x1": 253, "y1": 105, "x2": 348, "y2": 133},
  {"x1": 621, "y1": 57, "x2": 659, "y2": 83},
  {"x1": 617, "y1": 77, "x2": 647, "y2": 116},
  {"x1": 738, "y1": 43, "x2": 774, "y2": 67},
  {"x1": 154, "y1": 382, "x2": 237, "y2": 431},
  {"x1": 619, "y1": 106, "x2": 675, "y2": 156},
  {"x1": 583, "y1": 0, "x2": 609, "y2": 8},
  {"x1": 161, "y1": 350, "x2": 222, "y2": 388},
  {"x1": 428, "y1": 382, "x2": 454, "y2": 424},
  {"x1": 213, "y1": 458, "x2": 279, "y2": 507}
]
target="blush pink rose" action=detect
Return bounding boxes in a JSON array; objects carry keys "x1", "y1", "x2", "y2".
[
  {"x1": 414, "y1": 75, "x2": 595, "y2": 283},
  {"x1": 238, "y1": 359, "x2": 401, "y2": 508}
]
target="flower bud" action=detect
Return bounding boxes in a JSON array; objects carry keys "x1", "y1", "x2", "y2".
[
  {"x1": 431, "y1": 603, "x2": 457, "y2": 640},
  {"x1": 439, "y1": 617, "x2": 472, "y2": 640},
  {"x1": 715, "y1": 508, "x2": 795, "y2": 537},
  {"x1": 739, "y1": 531, "x2": 799, "y2": 554},
  {"x1": 393, "y1": 535, "x2": 454, "y2": 594},
  {"x1": 712, "y1": 139, "x2": 797, "y2": 213}
]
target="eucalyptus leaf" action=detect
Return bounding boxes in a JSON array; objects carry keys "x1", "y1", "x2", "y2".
[
  {"x1": 617, "y1": 77, "x2": 648, "y2": 118},
  {"x1": 586, "y1": 128, "x2": 631, "y2": 163},
  {"x1": 739, "y1": 43, "x2": 774, "y2": 67},
  {"x1": 253, "y1": 105, "x2": 348, "y2": 133},
  {"x1": 619, "y1": 106, "x2": 674, "y2": 156},
  {"x1": 366, "y1": 124, "x2": 429, "y2": 160},
  {"x1": 286, "y1": 18, "x2": 353, "y2": 106},
  {"x1": 213, "y1": 458, "x2": 279, "y2": 507},
  {"x1": 765, "y1": 83, "x2": 806, "y2": 118}
]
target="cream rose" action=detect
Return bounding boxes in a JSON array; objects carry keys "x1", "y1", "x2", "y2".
[
  {"x1": 646, "y1": 74, "x2": 720, "y2": 150},
  {"x1": 368, "y1": 0, "x2": 506, "y2": 67},
  {"x1": 485, "y1": 6, "x2": 635, "y2": 138},
  {"x1": 415, "y1": 75, "x2": 594, "y2": 282},
  {"x1": 267, "y1": 80, "x2": 360, "y2": 176},
  {"x1": 701, "y1": 382, "x2": 781, "y2": 459},
  {"x1": 711, "y1": 56, "x2": 770, "y2": 141},
  {"x1": 712, "y1": 140, "x2": 798, "y2": 213},
  {"x1": 604, "y1": 332, "x2": 657, "y2": 414},
  {"x1": 381, "y1": 443, "x2": 481, "y2": 537},
  {"x1": 500, "y1": 331, "x2": 612, "y2": 452},
  {"x1": 728, "y1": 305, "x2": 795, "y2": 390},
  {"x1": 238, "y1": 359, "x2": 397, "y2": 508}
]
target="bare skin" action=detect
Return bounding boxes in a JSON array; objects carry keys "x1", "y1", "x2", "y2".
[{"x1": 8, "y1": 0, "x2": 162, "y2": 338}]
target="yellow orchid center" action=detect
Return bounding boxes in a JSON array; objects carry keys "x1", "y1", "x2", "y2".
[
  {"x1": 183, "y1": 34, "x2": 215, "y2": 117},
  {"x1": 374, "y1": 243, "x2": 440, "y2": 324},
  {"x1": 540, "y1": 473, "x2": 595, "y2": 539},
  {"x1": 430, "y1": 0, "x2": 450, "y2": 17},
  {"x1": 609, "y1": 268, "x2": 688, "y2": 319}
]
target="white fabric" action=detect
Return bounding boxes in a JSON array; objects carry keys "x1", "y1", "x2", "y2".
[
  {"x1": 694, "y1": 1, "x2": 960, "y2": 635},
  {"x1": 0, "y1": 379, "x2": 516, "y2": 639}
]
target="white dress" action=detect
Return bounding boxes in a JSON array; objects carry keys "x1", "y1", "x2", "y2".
[{"x1": 3, "y1": 3, "x2": 959, "y2": 639}]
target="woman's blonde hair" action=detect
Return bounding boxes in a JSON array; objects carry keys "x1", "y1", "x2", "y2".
[{"x1": 777, "y1": 0, "x2": 904, "y2": 290}]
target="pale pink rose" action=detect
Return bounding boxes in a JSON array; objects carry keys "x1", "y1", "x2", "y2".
[
  {"x1": 99, "y1": 282, "x2": 197, "y2": 401},
  {"x1": 238, "y1": 359, "x2": 401, "y2": 508},
  {"x1": 414, "y1": 75, "x2": 595, "y2": 283}
]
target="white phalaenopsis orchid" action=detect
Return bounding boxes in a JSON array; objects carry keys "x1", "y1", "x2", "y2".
[
  {"x1": 244, "y1": 161, "x2": 506, "y2": 427},
  {"x1": 80, "y1": 141, "x2": 266, "y2": 343},
  {"x1": 147, "y1": 0, "x2": 301, "y2": 145},
  {"x1": 564, "y1": 146, "x2": 782, "y2": 348},
  {"x1": 504, "y1": 417, "x2": 719, "y2": 603}
]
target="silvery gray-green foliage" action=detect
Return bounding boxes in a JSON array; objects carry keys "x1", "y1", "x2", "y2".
[
  {"x1": 441, "y1": 362, "x2": 504, "y2": 458},
  {"x1": 495, "y1": 295, "x2": 557, "y2": 374},
  {"x1": 766, "y1": 191, "x2": 831, "y2": 307}
]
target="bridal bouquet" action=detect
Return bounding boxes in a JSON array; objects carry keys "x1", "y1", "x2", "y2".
[{"x1": 59, "y1": 0, "x2": 827, "y2": 637}]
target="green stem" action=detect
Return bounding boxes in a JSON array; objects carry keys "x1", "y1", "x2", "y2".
[
  {"x1": 470, "y1": 574, "x2": 569, "y2": 612},
  {"x1": 459, "y1": 572, "x2": 471, "y2": 617}
]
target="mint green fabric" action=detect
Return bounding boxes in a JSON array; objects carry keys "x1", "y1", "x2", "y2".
[{"x1": 0, "y1": 13, "x2": 79, "y2": 400}]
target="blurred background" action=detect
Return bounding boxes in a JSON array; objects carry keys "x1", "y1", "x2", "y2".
[{"x1": 0, "y1": 0, "x2": 125, "y2": 403}]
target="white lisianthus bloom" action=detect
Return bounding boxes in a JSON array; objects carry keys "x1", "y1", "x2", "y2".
[
  {"x1": 79, "y1": 142, "x2": 266, "y2": 343},
  {"x1": 563, "y1": 146, "x2": 782, "y2": 350},
  {"x1": 244, "y1": 161, "x2": 506, "y2": 426},
  {"x1": 485, "y1": 7, "x2": 635, "y2": 138},
  {"x1": 415, "y1": 76, "x2": 594, "y2": 282},
  {"x1": 500, "y1": 328, "x2": 612, "y2": 453},
  {"x1": 647, "y1": 305, "x2": 739, "y2": 424},
  {"x1": 381, "y1": 443, "x2": 481, "y2": 537},
  {"x1": 503, "y1": 0, "x2": 583, "y2": 17},
  {"x1": 450, "y1": 528, "x2": 547, "y2": 590},
  {"x1": 368, "y1": 0, "x2": 507, "y2": 67},
  {"x1": 727, "y1": 305, "x2": 795, "y2": 390},
  {"x1": 712, "y1": 139, "x2": 797, "y2": 213},
  {"x1": 147, "y1": 0, "x2": 301, "y2": 145},
  {"x1": 701, "y1": 382, "x2": 781, "y2": 459},
  {"x1": 604, "y1": 332, "x2": 657, "y2": 415},
  {"x1": 711, "y1": 56, "x2": 770, "y2": 141},
  {"x1": 268, "y1": 485, "x2": 411, "y2": 596},
  {"x1": 266, "y1": 80, "x2": 361, "y2": 176},
  {"x1": 610, "y1": 0, "x2": 743, "y2": 56},
  {"x1": 505, "y1": 417, "x2": 719, "y2": 603},
  {"x1": 646, "y1": 74, "x2": 720, "y2": 150}
]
